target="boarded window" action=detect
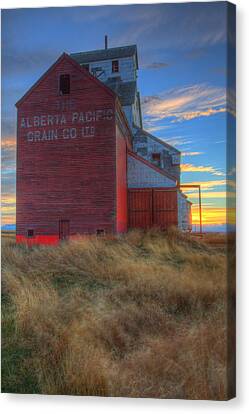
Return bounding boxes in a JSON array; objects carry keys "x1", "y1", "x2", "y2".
[
  {"x1": 59, "y1": 74, "x2": 70, "y2": 95},
  {"x1": 59, "y1": 220, "x2": 70, "y2": 240},
  {"x1": 27, "y1": 229, "x2": 34, "y2": 238},
  {"x1": 112, "y1": 60, "x2": 119, "y2": 73},
  {"x1": 152, "y1": 153, "x2": 161, "y2": 161}
]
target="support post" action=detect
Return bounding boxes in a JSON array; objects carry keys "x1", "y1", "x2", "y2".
[
  {"x1": 179, "y1": 184, "x2": 202, "y2": 234},
  {"x1": 199, "y1": 186, "x2": 202, "y2": 234}
]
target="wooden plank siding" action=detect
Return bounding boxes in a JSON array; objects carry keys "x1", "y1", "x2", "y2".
[
  {"x1": 128, "y1": 188, "x2": 178, "y2": 230},
  {"x1": 16, "y1": 53, "x2": 131, "y2": 245}
]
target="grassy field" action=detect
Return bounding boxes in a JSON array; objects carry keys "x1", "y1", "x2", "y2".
[{"x1": 1, "y1": 228, "x2": 235, "y2": 399}]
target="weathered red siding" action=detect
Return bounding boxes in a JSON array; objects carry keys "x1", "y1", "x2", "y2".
[
  {"x1": 128, "y1": 189, "x2": 152, "y2": 228},
  {"x1": 116, "y1": 124, "x2": 128, "y2": 233},
  {"x1": 128, "y1": 188, "x2": 178, "y2": 229},
  {"x1": 16, "y1": 54, "x2": 130, "y2": 244}
]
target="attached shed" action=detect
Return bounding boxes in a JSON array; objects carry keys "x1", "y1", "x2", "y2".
[{"x1": 127, "y1": 151, "x2": 182, "y2": 230}]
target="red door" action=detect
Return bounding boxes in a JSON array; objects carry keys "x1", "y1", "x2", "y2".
[
  {"x1": 59, "y1": 220, "x2": 70, "y2": 240},
  {"x1": 128, "y1": 189, "x2": 152, "y2": 229},
  {"x1": 153, "y1": 189, "x2": 178, "y2": 229},
  {"x1": 128, "y1": 189, "x2": 178, "y2": 229}
]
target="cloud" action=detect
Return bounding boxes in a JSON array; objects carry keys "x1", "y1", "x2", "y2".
[
  {"x1": 141, "y1": 62, "x2": 170, "y2": 70},
  {"x1": 181, "y1": 163, "x2": 224, "y2": 176},
  {"x1": 182, "y1": 152, "x2": 203, "y2": 156},
  {"x1": 142, "y1": 84, "x2": 230, "y2": 124},
  {"x1": 183, "y1": 180, "x2": 226, "y2": 190},
  {"x1": 191, "y1": 206, "x2": 235, "y2": 225},
  {"x1": 2, "y1": 48, "x2": 61, "y2": 79},
  {"x1": 144, "y1": 124, "x2": 172, "y2": 134},
  {"x1": 1, "y1": 136, "x2": 16, "y2": 149},
  {"x1": 187, "y1": 191, "x2": 235, "y2": 199},
  {"x1": 1, "y1": 137, "x2": 16, "y2": 176},
  {"x1": 115, "y1": 2, "x2": 227, "y2": 50},
  {"x1": 1, "y1": 137, "x2": 16, "y2": 198},
  {"x1": 184, "y1": 48, "x2": 207, "y2": 60},
  {"x1": 1, "y1": 192, "x2": 16, "y2": 225},
  {"x1": 161, "y1": 137, "x2": 193, "y2": 148}
]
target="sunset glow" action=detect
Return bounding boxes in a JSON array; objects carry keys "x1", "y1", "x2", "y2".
[{"x1": 1, "y1": 3, "x2": 235, "y2": 231}]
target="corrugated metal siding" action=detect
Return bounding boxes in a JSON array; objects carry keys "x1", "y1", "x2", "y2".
[
  {"x1": 128, "y1": 188, "x2": 178, "y2": 229},
  {"x1": 177, "y1": 191, "x2": 192, "y2": 231},
  {"x1": 127, "y1": 154, "x2": 176, "y2": 188},
  {"x1": 133, "y1": 128, "x2": 181, "y2": 182},
  {"x1": 75, "y1": 56, "x2": 137, "y2": 83}
]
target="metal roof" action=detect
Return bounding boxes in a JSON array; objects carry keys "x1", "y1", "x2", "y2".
[
  {"x1": 105, "y1": 78, "x2": 136, "y2": 106},
  {"x1": 70, "y1": 45, "x2": 138, "y2": 68}
]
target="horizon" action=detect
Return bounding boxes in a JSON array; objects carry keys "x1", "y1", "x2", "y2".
[{"x1": 1, "y1": 2, "x2": 236, "y2": 231}]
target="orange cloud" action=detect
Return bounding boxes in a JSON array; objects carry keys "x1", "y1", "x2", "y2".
[
  {"x1": 181, "y1": 163, "x2": 224, "y2": 176},
  {"x1": 1, "y1": 136, "x2": 16, "y2": 149},
  {"x1": 191, "y1": 206, "x2": 235, "y2": 225},
  {"x1": 2, "y1": 194, "x2": 16, "y2": 205},
  {"x1": 179, "y1": 108, "x2": 226, "y2": 121},
  {"x1": 142, "y1": 84, "x2": 233, "y2": 123},
  {"x1": 1, "y1": 214, "x2": 16, "y2": 225},
  {"x1": 183, "y1": 179, "x2": 226, "y2": 190},
  {"x1": 187, "y1": 191, "x2": 235, "y2": 199},
  {"x1": 1, "y1": 193, "x2": 16, "y2": 224}
]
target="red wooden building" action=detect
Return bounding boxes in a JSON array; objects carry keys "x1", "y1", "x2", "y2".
[
  {"x1": 16, "y1": 53, "x2": 132, "y2": 244},
  {"x1": 16, "y1": 48, "x2": 192, "y2": 245}
]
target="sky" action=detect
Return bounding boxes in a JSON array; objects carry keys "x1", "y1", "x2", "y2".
[{"x1": 1, "y1": 2, "x2": 236, "y2": 231}]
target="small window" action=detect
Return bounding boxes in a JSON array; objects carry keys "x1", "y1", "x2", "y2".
[
  {"x1": 82, "y1": 64, "x2": 89, "y2": 72},
  {"x1": 59, "y1": 74, "x2": 70, "y2": 95},
  {"x1": 96, "y1": 229, "x2": 105, "y2": 236},
  {"x1": 112, "y1": 60, "x2": 119, "y2": 73},
  {"x1": 152, "y1": 153, "x2": 161, "y2": 161},
  {"x1": 27, "y1": 229, "x2": 34, "y2": 238}
]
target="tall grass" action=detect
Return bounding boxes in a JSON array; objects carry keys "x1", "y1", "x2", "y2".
[{"x1": 1, "y1": 228, "x2": 234, "y2": 399}]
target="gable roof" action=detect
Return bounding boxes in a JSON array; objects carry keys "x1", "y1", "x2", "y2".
[
  {"x1": 105, "y1": 78, "x2": 136, "y2": 106},
  {"x1": 70, "y1": 45, "x2": 138, "y2": 68},
  {"x1": 133, "y1": 126, "x2": 181, "y2": 154},
  {"x1": 128, "y1": 150, "x2": 178, "y2": 184},
  {"x1": 15, "y1": 52, "x2": 116, "y2": 108}
]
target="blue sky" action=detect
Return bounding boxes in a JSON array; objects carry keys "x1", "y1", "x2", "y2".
[{"x1": 1, "y1": 2, "x2": 236, "y2": 230}]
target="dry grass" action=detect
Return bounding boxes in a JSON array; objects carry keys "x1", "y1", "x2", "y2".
[{"x1": 1, "y1": 228, "x2": 235, "y2": 399}]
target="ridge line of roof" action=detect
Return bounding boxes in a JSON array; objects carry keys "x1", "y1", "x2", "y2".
[
  {"x1": 70, "y1": 44, "x2": 137, "y2": 57},
  {"x1": 15, "y1": 52, "x2": 116, "y2": 107}
]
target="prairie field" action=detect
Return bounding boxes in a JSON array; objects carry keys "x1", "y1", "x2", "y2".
[{"x1": 1, "y1": 228, "x2": 235, "y2": 399}]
